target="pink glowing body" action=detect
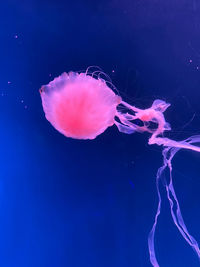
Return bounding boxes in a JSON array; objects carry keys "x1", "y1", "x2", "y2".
[
  {"x1": 40, "y1": 72, "x2": 120, "y2": 140},
  {"x1": 40, "y1": 70, "x2": 200, "y2": 267}
]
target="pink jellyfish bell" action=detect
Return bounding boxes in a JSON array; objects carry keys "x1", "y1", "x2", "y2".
[{"x1": 40, "y1": 71, "x2": 121, "y2": 140}]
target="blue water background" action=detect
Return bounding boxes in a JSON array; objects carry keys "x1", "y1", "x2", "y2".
[{"x1": 0, "y1": 0, "x2": 200, "y2": 266}]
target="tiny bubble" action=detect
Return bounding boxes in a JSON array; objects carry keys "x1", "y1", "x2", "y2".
[
  {"x1": 7, "y1": 81, "x2": 11, "y2": 84},
  {"x1": 14, "y1": 35, "x2": 18, "y2": 39},
  {"x1": 189, "y1": 59, "x2": 192, "y2": 63}
]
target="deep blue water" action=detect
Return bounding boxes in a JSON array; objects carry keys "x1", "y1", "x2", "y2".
[{"x1": 1, "y1": 0, "x2": 200, "y2": 266}]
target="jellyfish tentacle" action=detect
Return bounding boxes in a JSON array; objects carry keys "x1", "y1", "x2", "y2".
[
  {"x1": 115, "y1": 112, "x2": 152, "y2": 133},
  {"x1": 148, "y1": 156, "x2": 168, "y2": 267},
  {"x1": 115, "y1": 121, "x2": 137, "y2": 134},
  {"x1": 165, "y1": 145, "x2": 200, "y2": 258},
  {"x1": 115, "y1": 98, "x2": 200, "y2": 266}
]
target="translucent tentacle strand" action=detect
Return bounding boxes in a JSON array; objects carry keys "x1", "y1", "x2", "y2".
[{"x1": 115, "y1": 99, "x2": 200, "y2": 266}]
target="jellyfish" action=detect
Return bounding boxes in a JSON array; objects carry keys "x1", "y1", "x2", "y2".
[
  {"x1": 40, "y1": 71, "x2": 121, "y2": 140},
  {"x1": 40, "y1": 68, "x2": 200, "y2": 267}
]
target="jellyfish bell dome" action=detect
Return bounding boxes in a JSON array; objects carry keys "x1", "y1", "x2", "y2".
[{"x1": 40, "y1": 72, "x2": 121, "y2": 140}]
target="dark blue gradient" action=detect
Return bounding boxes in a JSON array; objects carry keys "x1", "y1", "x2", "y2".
[{"x1": 0, "y1": 1, "x2": 200, "y2": 266}]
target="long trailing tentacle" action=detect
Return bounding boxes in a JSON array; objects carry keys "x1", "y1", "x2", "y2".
[
  {"x1": 148, "y1": 153, "x2": 168, "y2": 267},
  {"x1": 148, "y1": 143, "x2": 200, "y2": 267},
  {"x1": 165, "y1": 142, "x2": 200, "y2": 258},
  {"x1": 115, "y1": 99, "x2": 200, "y2": 266}
]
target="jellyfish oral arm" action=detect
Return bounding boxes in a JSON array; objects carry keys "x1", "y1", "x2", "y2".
[
  {"x1": 116, "y1": 99, "x2": 200, "y2": 153},
  {"x1": 115, "y1": 98, "x2": 200, "y2": 266},
  {"x1": 150, "y1": 136, "x2": 200, "y2": 153},
  {"x1": 115, "y1": 99, "x2": 169, "y2": 136}
]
